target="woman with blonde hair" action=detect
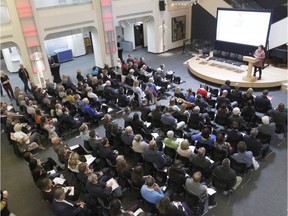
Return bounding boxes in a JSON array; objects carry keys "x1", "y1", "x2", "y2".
[
  {"x1": 116, "y1": 157, "x2": 132, "y2": 179},
  {"x1": 68, "y1": 152, "x2": 81, "y2": 173},
  {"x1": 176, "y1": 139, "x2": 193, "y2": 158}
]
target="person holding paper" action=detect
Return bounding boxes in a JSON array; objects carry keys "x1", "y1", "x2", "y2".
[
  {"x1": 185, "y1": 171, "x2": 217, "y2": 215},
  {"x1": 39, "y1": 178, "x2": 73, "y2": 202},
  {"x1": 253, "y1": 45, "x2": 265, "y2": 80},
  {"x1": 158, "y1": 197, "x2": 186, "y2": 216},
  {"x1": 86, "y1": 173, "x2": 122, "y2": 203}
]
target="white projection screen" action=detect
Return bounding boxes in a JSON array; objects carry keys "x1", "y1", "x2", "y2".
[{"x1": 216, "y1": 9, "x2": 272, "y2": 47}]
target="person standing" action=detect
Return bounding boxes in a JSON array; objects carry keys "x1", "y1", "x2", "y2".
[
  {"x1": 1, "y1": 71, "x2": 14, "y2": 100},
  {"x1": 253, "y1": 45, "x2": 265, "y2": 80},
  {"x1": 18, "y1": 64, "x2": 31, "y2": 92}
]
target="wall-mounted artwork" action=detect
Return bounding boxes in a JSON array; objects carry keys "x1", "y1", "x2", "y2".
[{"x1": 172, "y1": 16, "x2": 186, "y2": 42}]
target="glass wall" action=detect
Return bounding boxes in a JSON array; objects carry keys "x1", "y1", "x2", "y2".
[{"x1": 33, "y1": 0, "x2": 92, "y2": 9}]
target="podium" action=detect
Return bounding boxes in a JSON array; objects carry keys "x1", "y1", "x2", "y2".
[{"x1": 242, "y1": 56, "x2": 258, "y2": 81}]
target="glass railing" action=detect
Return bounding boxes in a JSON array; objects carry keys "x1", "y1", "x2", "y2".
[
  {"x1": 33, "y1": 0, "x2": 92, "y2": 9},
  {"x1": 223, "y1": 0, "x2": 262, "y2": 9}
]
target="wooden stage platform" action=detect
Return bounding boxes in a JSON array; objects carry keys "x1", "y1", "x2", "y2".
[{"x1": 185, "y1": 56, "x2": 288, "y2": 88}]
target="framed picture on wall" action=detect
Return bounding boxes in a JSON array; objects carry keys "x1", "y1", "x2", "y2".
[{"x1": 172, "y1": 16, "x2": 186, "y2": 42}]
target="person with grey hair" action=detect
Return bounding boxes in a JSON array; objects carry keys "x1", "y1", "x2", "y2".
[
  {"x1": 163, "y1": 130, "x2": 180, "y2": 150},
  {"x1": 217, "y1": 90, "x2": 236, "y2": 110},
  {"x1": 120, "y1": 126, "x2": 135, "y2": 147},
  {"x1": 213, "y1": 158, "x2": 243, "y2": 195},
  {"x1": 81, "y1": 98, "x2": 104, "y2": 120},
  {"x1": 13, "y1": 123, "x2": 44, "y2": 150},
  {"x1": 86, "y1": 172, "x2": 122, "y2": 201},
  {"x1": 190, "y1": 147, "x2": 213, "y2": 176},
  {"x1": 257, "y1": 116, "x2": 277, "y2": 145},
  {"x1": 243, "y1": 128, "x2": 270, "y2": 160}
]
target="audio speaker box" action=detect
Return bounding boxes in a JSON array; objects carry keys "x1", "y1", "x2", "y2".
[{"x1": 159, "y1": 1, "x2": 165, "y2": 11}]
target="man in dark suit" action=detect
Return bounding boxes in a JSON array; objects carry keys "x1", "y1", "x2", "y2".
[
  {"x1": 190, "y1": 147, "x2": 213, "y2": 178},
  {"x1": 18, "y1": 64, "x2": 31, "y2": 93},
  {"x1": 167, "y1": 160, "x2": 187, "y2": 194},
  {"x1": 213, "y1": 158, "x2": 242, "y2": 195},
  {"x1": 243, "y1": 128, "x2": 270, "y2": 160},
  {"x1": 52, "y1": 188, "x2": 89, "y2": 216},
  {"x1": 254, "y1": 89, "x2": 272, "y2": 113},
  {"x1": 86, "y1": 173, "x2": 112, "y2": 199}
]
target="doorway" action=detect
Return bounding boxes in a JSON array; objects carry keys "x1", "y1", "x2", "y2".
[{"x1": 134, "y1": 24, "x2": 144, "y2": 47}]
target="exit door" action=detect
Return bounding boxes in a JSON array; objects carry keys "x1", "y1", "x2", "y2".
[{"x1": 134, "y1": 24, "x2": 144, "y2": 47}]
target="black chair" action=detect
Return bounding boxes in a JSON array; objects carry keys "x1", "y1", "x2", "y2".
[
  {"x1": 212, "y1": 173, "x2": 235, "y2": 192},
  {"x1": 184, "y1": 189, "x2": 204, "y2": 216},
  {"x1": 257, "y1": 132, "x2": 271, "y2": 144},
  {"x1": 127, "y1": 179, "x2": 142, "y2": 200},
  {"x1": 175, "y1": 153, "x2": 190, "y2": 167},
  {"x1": 153, "y1": 163, "x2": 168, "y2": 185},
  {"x1": 212, "y1": 148, "x2": 227, "y2": 163},
  {"x1": 209, "y1": 50, "x2": 221, "y2": 61},
  {"x1": 163, "y1": 147, "x2": 177, "y2": 159},
  {"x1": 217, "y1": 51, "x2": 230, "y2": 62},
  {"x1": 194, "y1": 141, "x2": 214, "y2": 157},
  {"x1": 83, "y1": 140, "x2": 92, "y2": 152},
  {"x1": 143, "y1": 159, "x2": 156, "y2": 176},
  {"x1": 229, "y1": 157, "x2": 250, "y2": 175}
]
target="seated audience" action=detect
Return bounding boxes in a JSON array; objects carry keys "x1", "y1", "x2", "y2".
[
  {"x1": 231, "y1": 141, "x2": 253, "y2": 168},
  {"x1": 176, "y1": 139, "x2": 193, "y2": 158},
  {"x1": 213, "y1": 158, "x2": 243, "y2": 195},
  {"x1": 140, "y1": 176, "x2": 164, "y2": 205},
  {"x1": 185, "y1": 171, "x2": 217, "y2": 214}
]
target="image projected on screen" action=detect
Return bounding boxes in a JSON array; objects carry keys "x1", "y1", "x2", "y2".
[{"x1": 216, "y1": 9, "x2": 272, "y2": 47}]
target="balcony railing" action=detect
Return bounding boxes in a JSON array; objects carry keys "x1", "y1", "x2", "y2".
[{"x1": 33, "y1": 0, "x2": 92, "y2": 9}]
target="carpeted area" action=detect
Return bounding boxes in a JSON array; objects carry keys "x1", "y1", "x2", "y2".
[{"x1": 1, "y1": 47, "x2": 287, "y2": 216}]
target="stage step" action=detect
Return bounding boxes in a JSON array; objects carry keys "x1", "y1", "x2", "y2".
[{"x1": 281, "y1": 82, "x2": 288, "y2": 91}]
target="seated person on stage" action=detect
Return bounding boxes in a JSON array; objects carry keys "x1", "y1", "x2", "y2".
[
  {"x1": 231, "y1": 141, "x2": 253, "y2": 168},
  {"x1": 185, "y1": 171, "x2": 217, "y2": 214},
  {"x1": 243, "y1": 128, "x2": 270, "y2": 160},
  {"x1": 52, "y1": 188, "x2": 89, "y2": 216},
  {"x1": 142, "y1": 139, "x2": 171, "y2": 170},
  {"x1": 141, "y1": 176, "x2": 164, "y2": 205},
  {"x1": 213, "y1": 158, "x2": 242, "y2": 196}
]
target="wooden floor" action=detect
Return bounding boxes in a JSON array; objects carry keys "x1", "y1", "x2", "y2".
[{"x1": 185, "y1": 56, "x2": 288, "y2": 88}]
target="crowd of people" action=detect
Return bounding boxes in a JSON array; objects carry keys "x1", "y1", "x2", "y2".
[{"x1": 1, "y1": 54, "x2": 287, "y2": 216}]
